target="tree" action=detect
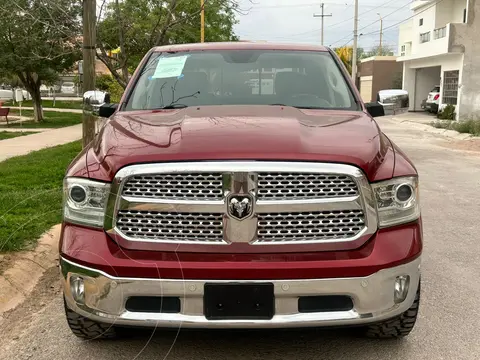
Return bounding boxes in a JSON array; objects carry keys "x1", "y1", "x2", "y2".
[
  {"x1": 96, "y1": 0, "x2": 244, "y2": 89},
  {"x1": 0, "y1": 0, "x2": 81, "y2": 121},
  {"x1": 334, "y1": 46, "x2": 353, "y2": 74},
  {"x1": 360, "y1": 45, "x2": 394, "y2": 59}
]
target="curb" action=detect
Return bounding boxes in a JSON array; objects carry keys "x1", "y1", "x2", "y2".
[
  {"x1": 0, "y1": 225, "x2": 60, "y2": 316},
  {"x1": 391, "y1": 117, "x2": 474, "y2": 141}
]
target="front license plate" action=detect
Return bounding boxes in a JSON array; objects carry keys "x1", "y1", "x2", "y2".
[{"x1": 204, "y1": 283, "x2": 275, "y2": 320}]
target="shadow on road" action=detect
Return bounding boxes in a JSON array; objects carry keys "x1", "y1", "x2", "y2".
[{"x1": 81, "y1": 326, "x2": 411, "y2": 360}]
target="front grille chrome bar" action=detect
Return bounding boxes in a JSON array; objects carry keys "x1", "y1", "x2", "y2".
[{"x1": 104, "y1": 162, "x2": 378, "y2": 246}]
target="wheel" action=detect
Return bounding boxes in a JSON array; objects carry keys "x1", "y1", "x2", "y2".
[
  {"x1": 363, "y1": 281, "x2": 420, "y2": 339},
  {"x1": 64, "y1": 299, "x2": 117, "y2": 340}
]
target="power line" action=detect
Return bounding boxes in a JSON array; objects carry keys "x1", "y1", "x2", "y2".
[
  {"x1": 357, "y1": 0, "x2": 411, "y2": 33},
  {"x1": 361, "y1": 0, "x2": 446, "y2": 37},
  {"x1": 240, "y1": 0, "x2": 410, "y2": 40}
]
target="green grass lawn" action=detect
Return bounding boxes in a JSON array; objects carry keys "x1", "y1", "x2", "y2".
[
  {"x1": 0, "y1": 131, "x2": 38, "y2": 140},
  {"x1": 1, "y1": 110, "x2": 82, "y2": 128},
  {"x1": 3, "y1": 99, "x2": 83, "y2": 109},
  {"x1": 0, "y1": 141, "x2": 82, "y2": 252}
]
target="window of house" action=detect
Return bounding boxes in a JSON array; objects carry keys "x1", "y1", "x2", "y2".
[
  {"x1": 419, "y1": 18, "x2": 423, "y2": 26},
  {"x1": 442, "y1": 70, "x2": 459, "y2": 105},
  {"x1": 420, "y1": 32, "x2": 430, "y2": 43},
  {"x1": 463, "y1": 9, "x2": 467, "y2": 23},
  {"x1": 434, "y1": 27, "x2": 447, "y2": 39},
  {"x1": 401, "y1": 45, "x2": 406, "y2": 56}
]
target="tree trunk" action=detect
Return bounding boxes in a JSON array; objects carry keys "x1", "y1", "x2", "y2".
[{"x1": 31, "y1": 86, "x2": 44, "y2": 122}]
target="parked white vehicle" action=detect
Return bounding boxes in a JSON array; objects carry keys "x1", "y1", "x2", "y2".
[
  {"x1": 425, "y1": 85, "x2": 440, "y2": 113},
  {"x1": 0, "y1": 89, "x2": 13, "y2": 101},
  {"x1": 0, "y1": 88, "x2": 28, "y2": 101},
  {"x1": 61, "y1": 82, "x2": 76, "y2": 94}
]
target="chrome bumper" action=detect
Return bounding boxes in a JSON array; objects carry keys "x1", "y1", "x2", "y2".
[{"x1": 61, "y1": 257, "x2": 421, "y2": 329}]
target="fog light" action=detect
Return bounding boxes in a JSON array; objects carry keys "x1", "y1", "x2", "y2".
[
  {"x1": 70, "y1": 276, "x2": 85, "y2": 304},
  {"x1": 394, "y1": 275, "x2": 410, "y2": 304}
]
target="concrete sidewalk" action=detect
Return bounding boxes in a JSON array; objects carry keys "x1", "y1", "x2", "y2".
[
  {"x1": 0, "y1": 124, "x2": 82, "y2": 162},
  {"x1": 8, "y1": 107, "x2": 82, "y2": 114}
]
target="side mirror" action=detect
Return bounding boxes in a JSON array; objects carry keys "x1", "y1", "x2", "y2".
[
  {"x1": 98, "y1": 103, "x2": 118, "y2": 118},
  {"x1": 376, "y1": 89, "x2": 409, "y2": 116},
  {"x1": 365, "y1": 102, "x2": 385, "y2": 118}
]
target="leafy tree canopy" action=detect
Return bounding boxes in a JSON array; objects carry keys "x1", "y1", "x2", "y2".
[
  {"x1": 0, "y1": 0, "x2": 82, "y2": 121},
  {"x1": 97, "y1": 0, "x2": 241, "y2": 88}
]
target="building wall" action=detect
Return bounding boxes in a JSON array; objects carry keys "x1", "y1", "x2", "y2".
[
  {"x1": 358, "y1": 58, "x2": 403, "y2": 102},
  {"x1": 436, "y1": 0, "x2": 455, "y2": 28},
  {"x1": 398, "y1": 0, "x2": 467, "y2": 60},
  {"x1": 450, "y1": 0, "x2": 480, "y2": 120},
  {"x1": 402, "y1": 54, "x2": 463, "y2": 111},
  {"x1": 414, "y1": 66, "x2": 441, "y2": 111},
  {"x1": 398, "y1": 21, "x2": 413, "y2": 56}
]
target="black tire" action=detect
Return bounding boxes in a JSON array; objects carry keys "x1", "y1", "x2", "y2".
[
  {"x1": 363, "y1": 281, "x2": 420, "y2": 339},
  {"x1": 64, "y1": 299, "x2": 117, "y2": 340}
]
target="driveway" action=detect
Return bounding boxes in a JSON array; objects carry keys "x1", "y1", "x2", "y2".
[{"x1": 1, "y1": 116, "x2": 480, "y2": 360}]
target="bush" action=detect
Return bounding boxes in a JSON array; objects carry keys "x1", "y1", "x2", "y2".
[
  {"x1": 431, "y1": 119, "x2": 480, "y2": 136},
  {"x1": 437, "y1": 104, "x2": 456, "y2": 120},
  {"x1": 95, "y1": 74, "x2": 124, "y2": 103}
]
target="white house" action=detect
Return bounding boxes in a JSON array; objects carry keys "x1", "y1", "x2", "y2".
[{"x1": 397, "y1": 0, "x2": 480, "y2": 120}]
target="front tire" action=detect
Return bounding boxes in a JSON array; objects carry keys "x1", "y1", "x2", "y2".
[
  {"x1": 363, "y1": 282, "x2": 420, "y2": 339},
  {"x1": 64, "y1": 299, "x2": 117, "y2": 340}
]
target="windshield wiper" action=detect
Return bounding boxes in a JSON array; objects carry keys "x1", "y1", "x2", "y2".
[{"x1": 155, "y1": 104, "x2": 189, "y2": 110}]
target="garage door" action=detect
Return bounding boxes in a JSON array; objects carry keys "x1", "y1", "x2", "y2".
[{"x1": 360, "y1": 76, "x2": 373, "y2": 102}]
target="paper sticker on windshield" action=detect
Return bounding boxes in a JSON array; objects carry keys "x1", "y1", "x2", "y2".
[{"x1": 152, "y1": 55, "x2": 189, "y2": 79}]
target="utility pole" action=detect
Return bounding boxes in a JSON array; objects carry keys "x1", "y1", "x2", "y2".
[
  {"x1": 82, "y1": 0, "x2": 96, "y2": 148},
  {"x1": 351, "y1": 0, "x2": 359, "y2": 82},
  {"x1": 313, "y1": 3, "x2": 332, "y2": 46},
  {"x1": 377, "y1": 13, "x2": 383, "y2": 56},
  {"x1": 200, "y1": 0, "x2": 205, "y2": 43}
]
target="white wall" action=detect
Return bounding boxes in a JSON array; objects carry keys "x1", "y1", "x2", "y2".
[
  {"x1": 452, "y1": 0, "x2": 467, "y2": 23},
  {"x1": 414, "y1": 67, "x2": 441, "y2": 111},
  {"x1": 398, "y1": 21, "x2": 413, "y2": 55},
  {"x1": 436, "y1": 0, "x2": 454, "y2": 28},
  {"x1": 398, "y1": 0, "x2": 467, "y2": 60},
  {"x1": 402, "y1": 53, "x2": 463, "y2": 112}
]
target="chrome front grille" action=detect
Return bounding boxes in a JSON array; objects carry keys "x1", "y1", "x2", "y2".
[
  {"x1": 107, "y1": 162, "x2": 377, "y2": 246},
  {"x1": 116, "y1": 210, "x2": 224, "y2": 243},
  {"x1": 257, "y1": 173, "x2": 358, "y2": 200},
  {"x1": 122, "y1": 173, "x2": 223, "y2": 200},
  {"x1": 257, "y1": 210, "x2": 365, "y2": 243}
]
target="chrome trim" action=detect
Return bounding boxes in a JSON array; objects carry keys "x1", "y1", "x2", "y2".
[
  {"x1": 61, "y1": 257, "x2": 421, "y2": 329},
  {"x1": 104, "y1": 162, "x2": 378, "y2": 246}
]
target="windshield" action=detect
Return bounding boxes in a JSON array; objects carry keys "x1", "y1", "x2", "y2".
[
  {"x1": 125, "y1": 50, "x2": 358, "y2": 111},
  {"x1": 63, "y1": 82, "x2": 74, "y2": 87}
]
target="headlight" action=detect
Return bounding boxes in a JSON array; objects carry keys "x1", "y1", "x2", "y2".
[
  {"x1": 371, "y1": 176, "x2": 420, "y2": 228},
  {"x1": 63, "y1": 177, "x2": 110, "y2": 228}
]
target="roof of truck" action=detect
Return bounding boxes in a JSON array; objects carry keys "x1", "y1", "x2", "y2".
[{"x1": 153, "y1": 42, "x2": 329, "y2": 53}]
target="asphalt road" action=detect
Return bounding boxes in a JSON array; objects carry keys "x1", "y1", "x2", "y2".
[{"x1": 2, "y1": 116, "x2": 480, "y2": 360}]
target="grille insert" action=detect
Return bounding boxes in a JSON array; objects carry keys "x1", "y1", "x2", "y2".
[
  {"x1": 116, "y1": 210, "x2": 224, "y2": 243},
  {"x1": 257, "y1": 210, "x2": 365, "y2": 243},
  {"x1": 257, "y1": 173, "x2": 358, "y2": 200},
  {"x1": 122, "y1": 173, "x2": 223, "y2": 200}
]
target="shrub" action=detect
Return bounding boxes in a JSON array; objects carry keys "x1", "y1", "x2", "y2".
[
  {"x1": 95, "y1": 74, "x2": 124, "y2": 103},
  {"x1": 431, "y1": 119, "x2": 480, "y2": 136},
  {"x1": 437, "y1": 104, "x2": 456, "y2": 120}
]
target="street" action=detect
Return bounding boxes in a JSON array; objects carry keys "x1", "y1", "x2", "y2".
[{"x1": 1, "y1": 116, "x2": 480, "y2": 360}]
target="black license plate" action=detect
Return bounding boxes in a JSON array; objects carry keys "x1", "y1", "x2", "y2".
[{"x1": 204, "y1": 283, "x2": 274, "y2": 320}]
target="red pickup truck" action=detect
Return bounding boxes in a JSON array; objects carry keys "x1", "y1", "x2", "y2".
[{"x1": 60, "y1": 42, "x2": 421, "y2": 340}]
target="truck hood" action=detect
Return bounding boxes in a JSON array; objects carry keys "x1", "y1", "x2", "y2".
[{"x1": 79, "y1": 105, "x2": 395, "y2": 181}]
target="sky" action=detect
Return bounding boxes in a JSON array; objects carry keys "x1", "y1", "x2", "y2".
[{"x1": 233, "y1": 0, "x2": 413, "y2": 54}]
